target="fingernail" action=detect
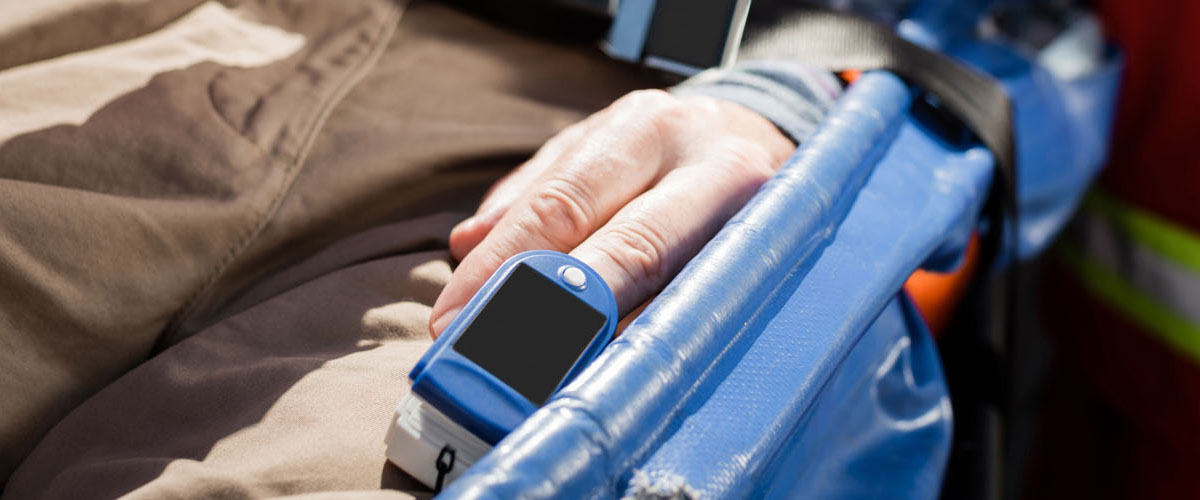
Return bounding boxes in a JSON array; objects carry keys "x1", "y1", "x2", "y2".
[{"x1": 429, "y1": 305, "x2": 463, "y2": 338}]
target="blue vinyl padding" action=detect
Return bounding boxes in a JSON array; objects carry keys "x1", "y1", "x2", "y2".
[
  {"x1": 755, "y1": 295, "x2": 948, "y2": 499},
  {"x1": 618, "y1": 79, "x2": 990, "y2": 500}
]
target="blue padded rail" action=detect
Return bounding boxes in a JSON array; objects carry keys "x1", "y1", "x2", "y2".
[
  {"x1": 624, "y1": 103, "x2": 992, "y2": 499},
  {"x1": 440, "y1": 72, "x2": 989, "y2": 499}
]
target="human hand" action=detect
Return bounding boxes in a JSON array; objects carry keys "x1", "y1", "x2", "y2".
[{"x1": 429, "y1": 89, "x2": 794, "y2": 337}]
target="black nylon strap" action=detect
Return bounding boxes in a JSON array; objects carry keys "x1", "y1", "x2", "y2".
[{"x1": 739, "y1": 5, "x2": 1018, "y2": 264}]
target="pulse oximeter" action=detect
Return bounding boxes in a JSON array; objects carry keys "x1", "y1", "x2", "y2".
[{"x1": 385, "y1": 250, "x2": 618, "y2": 490}]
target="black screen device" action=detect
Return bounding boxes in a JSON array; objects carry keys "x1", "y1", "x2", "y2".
[
  {"x1": 452, "y1": 263, "x2": 607, "y2": 405},
  {"x1": 605, "y1": 0, "x2": 752, "y2": 75},
  {"x1": 390, "y1": 251, "x2": 619, "y2": 489},
  {"x1": 644, "y1": 0, "x2": 745, "y2": 70}
]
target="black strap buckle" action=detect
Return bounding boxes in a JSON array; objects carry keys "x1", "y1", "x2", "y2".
[{"x1": 434, "y1": 445, "x2": 457, "y2": 493}]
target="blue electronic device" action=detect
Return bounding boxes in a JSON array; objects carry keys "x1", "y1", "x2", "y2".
[{"x1": 386, "y1": 250, "x2": 618, "y2": 489}]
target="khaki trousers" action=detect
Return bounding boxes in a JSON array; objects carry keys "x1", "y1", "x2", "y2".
[{"x1": 0, "y1": 1, "x2": 656, "y2": 497}]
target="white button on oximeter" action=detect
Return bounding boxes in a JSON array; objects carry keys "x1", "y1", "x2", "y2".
[
  {"x1": 560, "y1": 265, "x2": 587, "y2": 289},
  {"x1": 385, "y1": 250, "x2": 618, "y2": 491}
]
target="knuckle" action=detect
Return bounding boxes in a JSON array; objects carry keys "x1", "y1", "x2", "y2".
[
  {"x1": 678, "y1": 94, "x2": 726, "y2": 115},
  {"x1": 618, "y1": 89, "x2": 686, "y2": 124},
  {"x1": 526, "y1": 178, "x2": 595, "y2": 244},
  {"x1": 610, "y1": 90, "x2": 679, "y2": 137},
  {"x1": 545, "y1": 118, "x2": 591, "y2": 149},
  {"x1": 645, "y1": 97, "x2": 690, "y2": 125},
  {"x1": 602, "y1": 219, "x2": 672, "y2": 288},
  {"x1": 619, "y1": 88, "x2": 673, "y2": 108},
  {"x1": 716, "y1": 138, "x2": 780, "y2": 186}
]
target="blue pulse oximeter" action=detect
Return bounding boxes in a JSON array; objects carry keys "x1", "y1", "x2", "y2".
[{"x1": 386, "y1": 250, "x2": 618, "y2": 489}]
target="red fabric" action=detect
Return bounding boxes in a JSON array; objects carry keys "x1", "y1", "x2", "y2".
[
  {"x1": 1088, "y1": 0, "x2": 1200, "y2": 447},
  {"x1": 1096, "y1": 0, "x2": 1200, "y2": 230},
  {"x1": 1031, "y1": 2, "x2": 1200, "y2": 497},
  {"x1": 1036, "y1": 263, "x2": 1200, "y2": 498},
  {"x1": 1044, "y1": 264, "x2": 1200, "y2": 450}
]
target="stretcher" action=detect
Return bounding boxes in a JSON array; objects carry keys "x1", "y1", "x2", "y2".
[{"x1": 437, "y1": 6, "x2": 1121, "y2": 498}]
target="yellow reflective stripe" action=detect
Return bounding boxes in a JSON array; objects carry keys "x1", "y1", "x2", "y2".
[
  {"x1": 1058, "y1": 241, "x2": 1200, "y2": 364},
  {"x1": 1085, "y1": 191, "x2": 1200, "y2": 275}
]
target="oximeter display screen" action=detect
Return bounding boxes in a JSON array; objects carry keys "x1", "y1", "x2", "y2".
[{"x1": 452, "y1": 263, "x2": 607, "y2": 405}]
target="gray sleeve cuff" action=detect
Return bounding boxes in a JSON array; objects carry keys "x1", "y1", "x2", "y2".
[{"x1": 671, "y1": 60, "x2": 843, "y2": 144}]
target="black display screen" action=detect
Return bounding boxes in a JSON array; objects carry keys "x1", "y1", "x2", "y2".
[
  {"x1": 643, "y1": 0, "x2": 742, "y2": 69},
  {"x1": 452, "y1": 263, "x2": 607, "y2": 405}
]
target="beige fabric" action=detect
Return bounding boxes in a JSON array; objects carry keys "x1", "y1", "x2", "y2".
[
  {"x1": 0, "y1": 2, "x2": 306, "y2": 142},
  {"x1": 8, "y1": 219, "x2": 454, "y2": 499},
  {"x1": 0, "y1": 0, "x2": 403, "y2": 480},
  {"x1": 0, "y1": 0, "x2": 205, "y2": 72},
  {"x1": 0, "y1": 0, "x2": 658, "y2": 496}
]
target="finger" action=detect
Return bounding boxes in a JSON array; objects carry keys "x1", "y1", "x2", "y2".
[
  {"x1": 615, "y1": 298, "x2": 652, "y2": 337},
  {"x1": 450, "y1": 120, "x2": 595, "y2": 260},
  {"x1": 570, "y1": 145, "x2": 776, "y2": 316},
  {"x1": 430, "y1": 93, "x2": 677, "y2": 337}
]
